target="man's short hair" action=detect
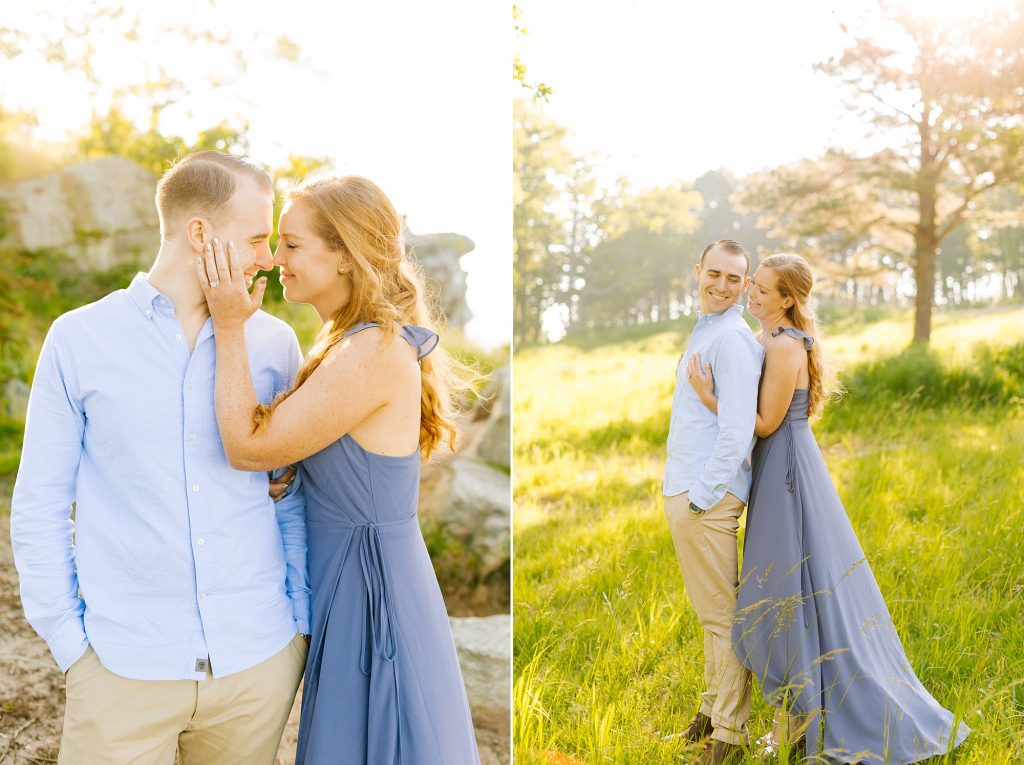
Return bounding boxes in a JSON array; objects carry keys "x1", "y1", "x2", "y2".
[
  {"x1": 155, "y1": 151, "x2": 273, "y2": 236},
  {"x1": 699, "y1": 239, "x2": 751, "y2": 273}
]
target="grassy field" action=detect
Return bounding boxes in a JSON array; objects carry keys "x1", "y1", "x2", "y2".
[{"x1": 513, "y1": 305, "x2": 1024, "y2": 764}]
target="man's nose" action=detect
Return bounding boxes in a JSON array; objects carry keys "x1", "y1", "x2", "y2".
[
  {"x1": 272, "y1": 247, "x2": 286, "y2": 268},
  {"x1": 255, "y1": 242, "x2": 274, "y2": 271}
]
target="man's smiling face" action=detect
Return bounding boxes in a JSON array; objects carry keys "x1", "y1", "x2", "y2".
[
  {"x1": 211, "y1": 177, "x2": 274, "y2": 283},
  {"x1": 694, "y1": 246, "x2": 750, "y2": 314}
]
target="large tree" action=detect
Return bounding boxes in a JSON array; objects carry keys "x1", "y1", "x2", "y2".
[{"x1": 743, "y1": 0, "x2": 1024, "y2": 342}]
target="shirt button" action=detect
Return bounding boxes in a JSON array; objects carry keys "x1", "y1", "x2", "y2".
[
  {"x1": 196, "y1": 538, "x2": 205, "y2": 546},
  {"x1": 188, "y1": 433, "x2": 196, "y2": 440},
  {"x1": 192, "y1": 484, "x2": 199, "y2": 492},
  {"x1": 175, "y1": 333, "x2": 182, "y2": 340},
  {"x1": 145, "y1": 309, "x2": 152, "y2": 318},
  {"x1": 200, "y1": 592, "x2": 208, "y2": 600}
]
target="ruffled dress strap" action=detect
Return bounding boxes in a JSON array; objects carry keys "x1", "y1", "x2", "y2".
[
  {"x1": 342, "y1": 322, "x2": 439, "y2": 363},
  {"x1": 342, "y1": 321, "x2": 381, "y2": 338},
  {"x1": 771, "y1": 325, "x2": 814, "y2": 350},
  {"x1": 399, "y1": 325, "x2": 439, "y2": 362}
]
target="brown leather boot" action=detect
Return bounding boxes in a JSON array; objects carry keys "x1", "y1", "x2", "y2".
[
  {"x1": 701, "y1": 739, "x2": 743, "y2": 765},
  {"x1": 682, "y1": 711, "x2": 714, "y2": 742}
]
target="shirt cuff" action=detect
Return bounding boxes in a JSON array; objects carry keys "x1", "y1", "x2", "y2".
[
  {"x1": 290, "y1": 594, "x2": 311, "y2": 636},
  {"x1": 50, "y1": 616, "x2": 89, "y2": 674}
]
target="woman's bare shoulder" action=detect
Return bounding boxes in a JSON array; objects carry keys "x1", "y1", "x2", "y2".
[
  {"x1": 320, "y1": 325, "x2": 418, "y2": 377},
  {"x1": 765, "y1": 331, "x2": 807, "y2": 366}
]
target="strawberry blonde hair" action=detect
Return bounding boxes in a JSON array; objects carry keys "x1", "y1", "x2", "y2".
[
  {"x1": 760, "y1": 253, "x2": 838, "y2": 417},
  {"x1": 255, "y1": 175, "x2": 468, "y2": 459}
]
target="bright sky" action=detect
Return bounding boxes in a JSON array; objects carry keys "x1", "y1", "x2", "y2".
[
  {"x1": 516, "y1": 0, "x2": 886, "y2": 186},
  {"x1": 3, "y1": 0, "x2": 509, "y2": 348}
]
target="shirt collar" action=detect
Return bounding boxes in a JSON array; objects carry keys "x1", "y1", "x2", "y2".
[
  {"x1": 696, "y1": 303, "x2": 743, "y2": 323},
  {"x1": 126, "y1": 272, "x2": 166, "y2": 320}
]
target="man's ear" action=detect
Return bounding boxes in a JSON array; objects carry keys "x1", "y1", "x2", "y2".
[
  {"x1": 185, "y1": 217, "x2": 211, "y2": 253},
  {"x1": 694, "y1": 262, "x2": 702, "y2": 280},
  {"x1": 742, "y1": 276, "x2": 752, "y2": 293}
]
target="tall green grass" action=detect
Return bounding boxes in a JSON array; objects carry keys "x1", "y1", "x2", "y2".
[{"x1": 514, "y1": 306, "x2": 1024, "y2": 764}]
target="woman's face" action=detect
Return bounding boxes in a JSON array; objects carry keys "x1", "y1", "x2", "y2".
[
  {"x1": 274, "y1": 200, "x2": 350, "y2": 315},
  {"x1": 746, "y1": 266, "x2": 790, "y2": 320}
]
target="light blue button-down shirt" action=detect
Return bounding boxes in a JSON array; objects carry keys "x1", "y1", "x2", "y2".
[
  {"x1": 663, "y1": 303, "x2": 764, "y2": 508},
  {"x1": 10, "y1": 274, "x2": 310, "y2": 680}
]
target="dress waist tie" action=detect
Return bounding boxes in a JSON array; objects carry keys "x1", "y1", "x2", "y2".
[{"x1": 356, "y1": 516, "x2": 418, "y2": 764}]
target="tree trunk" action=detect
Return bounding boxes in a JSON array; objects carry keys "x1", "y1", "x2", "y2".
[
  {"x1": 913, "y1": 107, "x2": 937, "y2": 344},
  {"x1": 913, "y1": 229, "x2": 937, "y2": 343},
  {"x1": 913, "y1": 118, "x2": 938, "y2": 344}
]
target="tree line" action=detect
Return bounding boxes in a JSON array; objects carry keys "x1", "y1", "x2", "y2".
[{"x1": 514, "y1": 1, "x2": 1024, "y2": 345}]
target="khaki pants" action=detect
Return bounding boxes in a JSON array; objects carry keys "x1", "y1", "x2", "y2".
[
  {"x1": 664, "y1": 491, "x2": 751, "y2": 745},
  {"x1": 59, "y1": 634, "x2": 308, "y2": 765}
]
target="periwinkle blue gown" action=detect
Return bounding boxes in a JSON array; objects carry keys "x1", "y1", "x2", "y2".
[
  {"x1": 732, "y1": 327, "x2": 969, "y2": 764},
  {"x1": 295, "y1": 323, "x2": 480, "y2": 765}
]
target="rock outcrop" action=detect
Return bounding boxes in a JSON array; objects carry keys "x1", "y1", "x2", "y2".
[
  {"x1": 474, "y1": 365, "x2": 510, "y2": 469},
  {"x1": 0, "y1": 156, "x2": 159, "y2": 270},
  {"x1": 451, "y1": 614, "x2": 511, "y2": 765},
  {"x1": 405, "y1": 229, "x2": 474, "y2": 329}
]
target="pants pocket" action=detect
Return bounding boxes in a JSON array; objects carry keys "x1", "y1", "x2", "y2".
[{"x1": 65, "y1": 645, "x2": 101, "y2": 688}]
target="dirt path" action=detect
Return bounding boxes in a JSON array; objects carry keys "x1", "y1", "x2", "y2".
[
  {"x1": 0, "y1": 503, "x2": 507, "y2": 764},
  {"x1": 0, "y1": 508, "x2": 63, "y2": 764}
]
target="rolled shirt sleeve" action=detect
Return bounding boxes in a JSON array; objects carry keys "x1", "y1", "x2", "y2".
[
  {"x1": 274, "y1": 333, "x2": 311, "y2": 635},
  {"x1": 274, "y1": 473, "x2": 310, "y2": 635},
  {"x1": 10, "y1": 322, "x2": 90, "y2": 673},
  {"x1": 688, "y1": 333, "x2": 761, "y2": 510}
]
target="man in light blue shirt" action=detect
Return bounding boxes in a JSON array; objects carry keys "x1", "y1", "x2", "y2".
[
  {"x1": 11, "y1": 151, "x2": 310, "y2": 764},
  {"x1": 662, "y1": 240, "x2": 763, "y2": 764}
]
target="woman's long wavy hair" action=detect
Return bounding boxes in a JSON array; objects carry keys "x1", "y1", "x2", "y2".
[
  {"x1": 255, "y1": 175, "x2": 469, "y2": 460},
  {"x1": 760, "y1": 253, "x2": 839, "y2": 418}
]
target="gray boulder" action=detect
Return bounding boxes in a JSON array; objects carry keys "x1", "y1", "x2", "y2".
[
  {"x1": 451, "y1": 614, "x2": 510, "y2": 716},
  {"x1": 437, "y1": 458, "x2": 509, "y2": 576},
  {"x1": 474, "y1": 365, "x2": 510, "y2": 469},
  {"x1": 0, "y1": 156, "x2": 159, "y2": 270},
  {"x1": 405, "y1": 228, "x2": 474, "y2": 329}
]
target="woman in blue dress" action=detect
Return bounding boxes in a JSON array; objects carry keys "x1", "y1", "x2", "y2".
[
  {"x1": 196, "y1": 175, "x2": 480, "y2": 764},
  {"x1": 688, "y1": 254, "x2": 968, "y2": 763}
]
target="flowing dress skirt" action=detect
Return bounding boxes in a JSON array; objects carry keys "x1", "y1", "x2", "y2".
[{"x1": 732, "y1": 391, "x2": 969, "y2": 763}]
